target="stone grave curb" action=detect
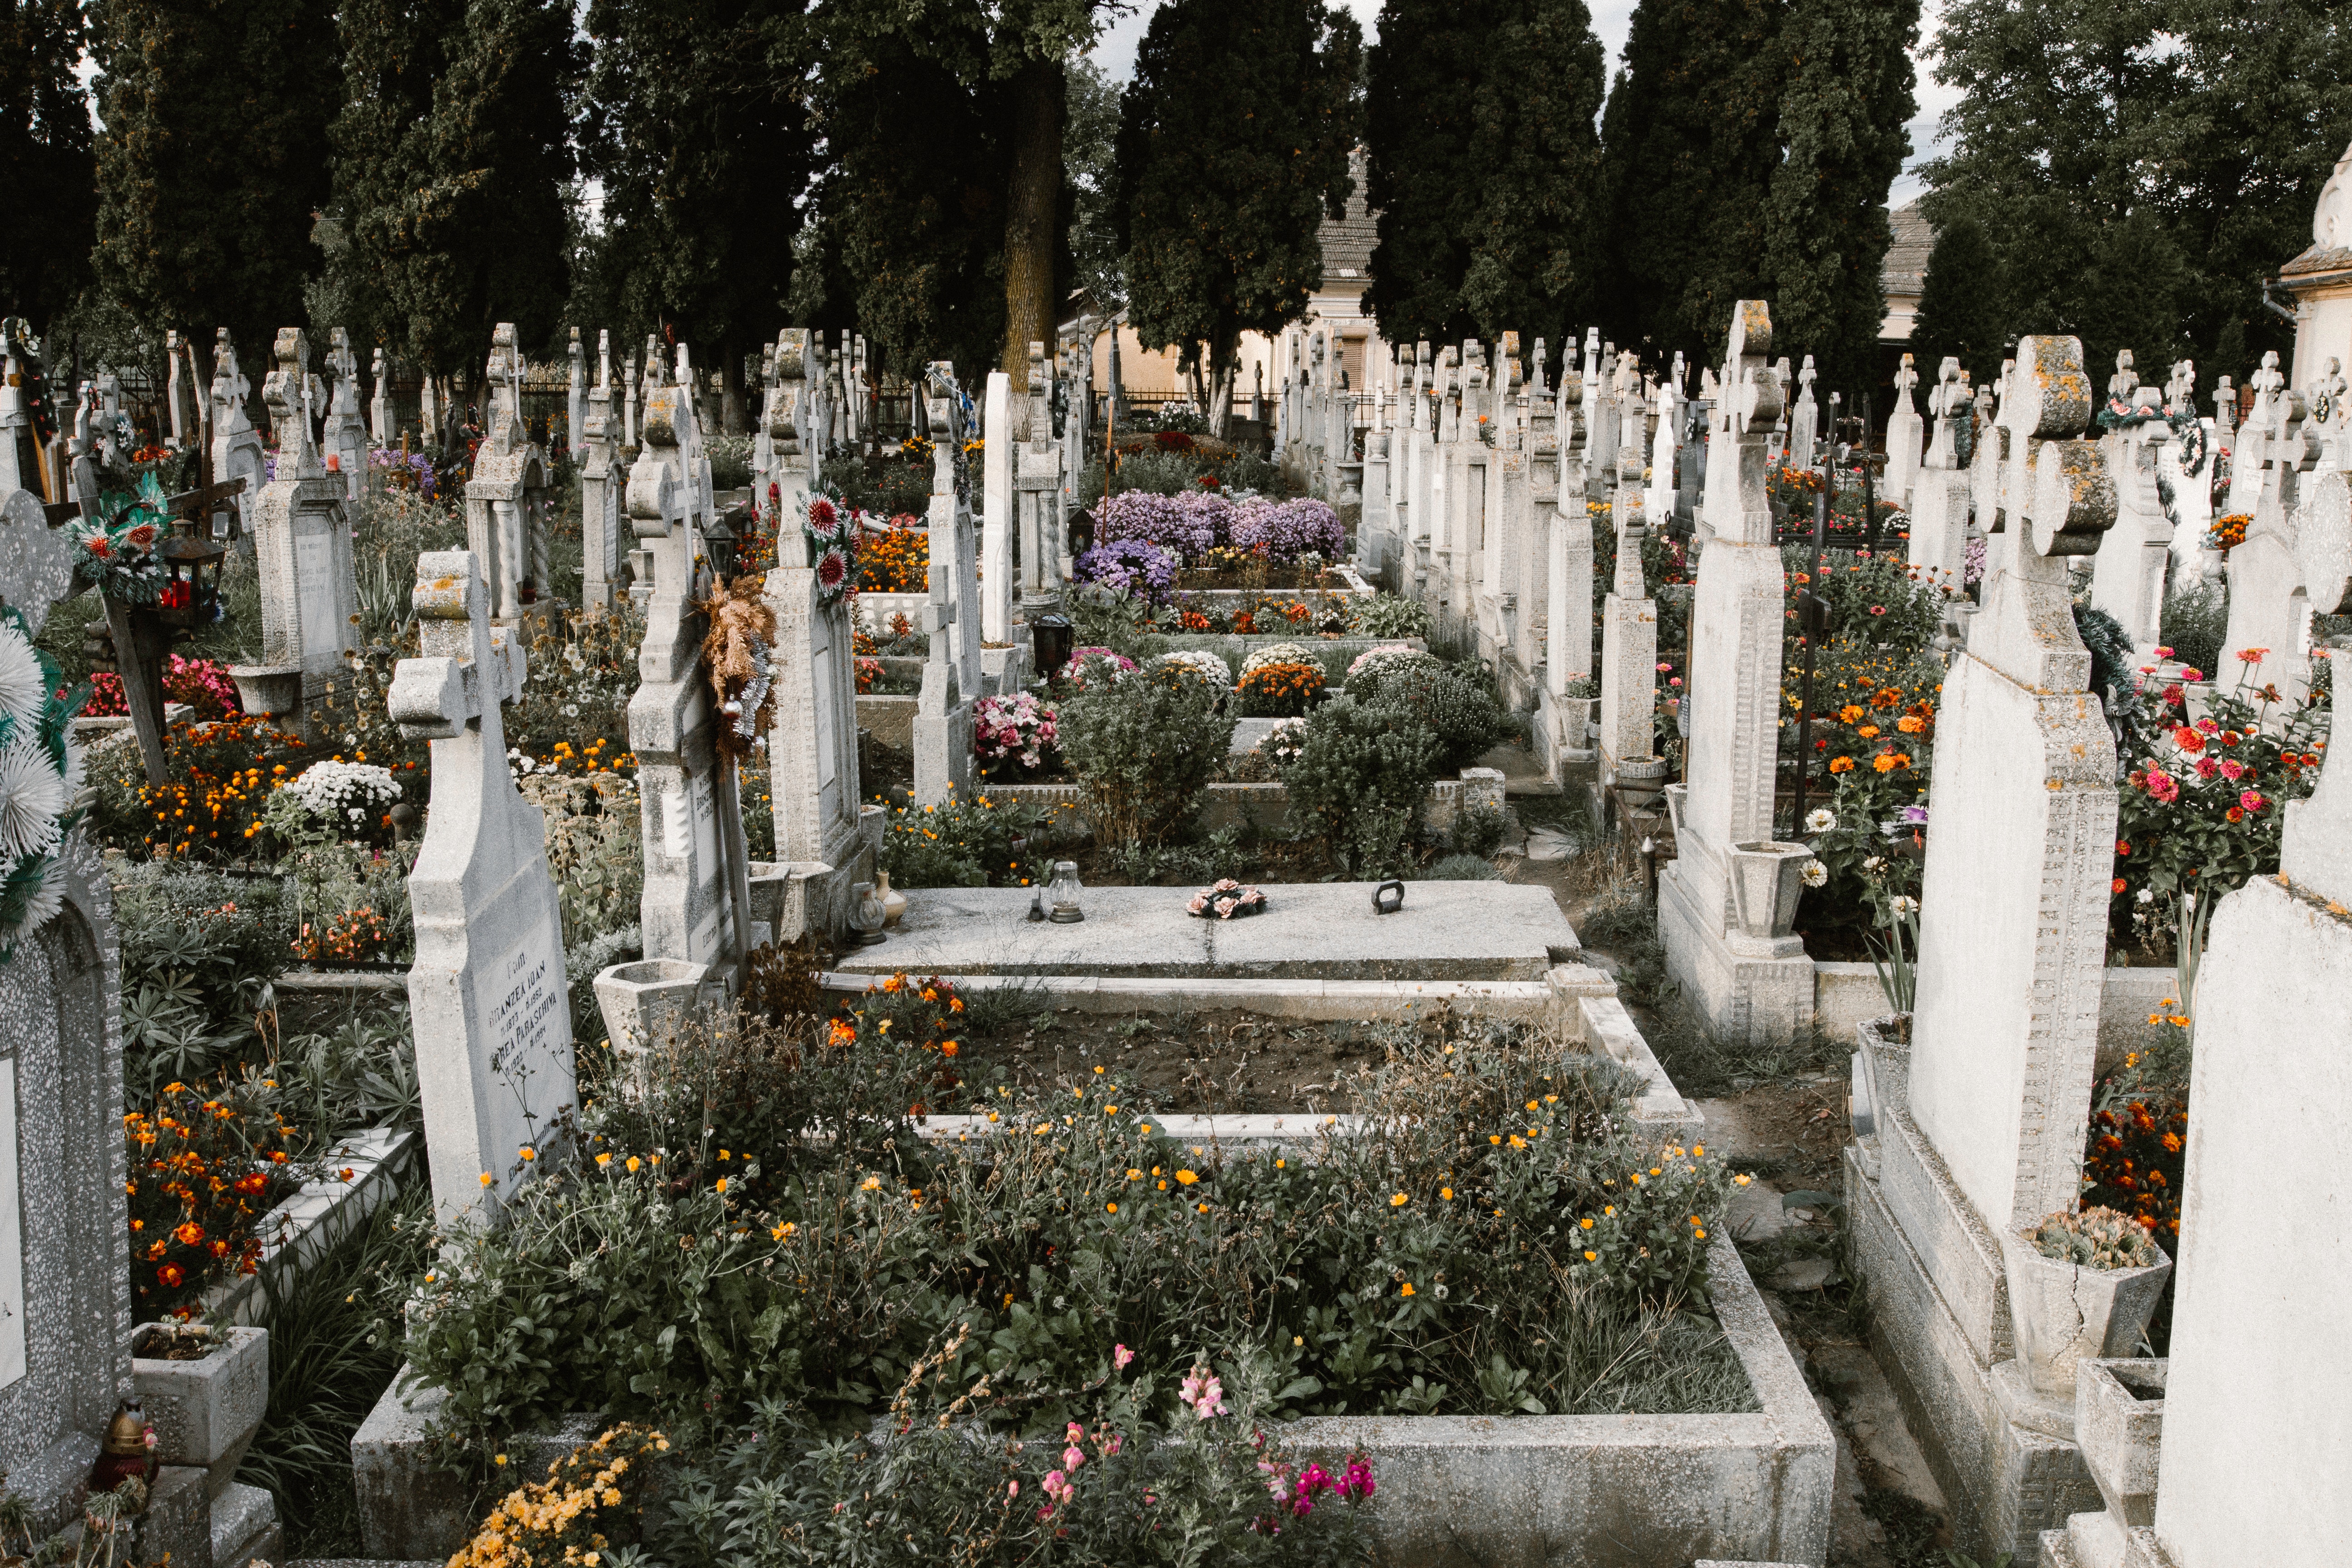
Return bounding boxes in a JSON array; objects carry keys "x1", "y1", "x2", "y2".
[{"x1": 202, "y1": 1125, "x2": 418, "y2": 1325}]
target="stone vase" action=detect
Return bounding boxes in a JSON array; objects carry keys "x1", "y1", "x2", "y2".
[
  {"x1": 1613, "y1": 756, "x2": 1670, "y2": 811},
  {"x1": 131, "y1": 1325, "x2": 269, "y2": 1498},
  {"x1": 1998, "y1": 1229, "x2": 2174, "y2": 1396},
  {"x1": 1728, "y1": 841, "x2": 1816, "y2": 941},
  {"x1": 593, "y1": 959, "x2": 715, "y2": 1098}
]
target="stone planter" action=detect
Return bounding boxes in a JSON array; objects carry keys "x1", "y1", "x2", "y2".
[
  {"x1": 1997, "y1": 1228, "x2": 2172, "y2": 1398},
  {"x1": 593, "y1": 959, "x2": 719, "y2": 1095},
  {"x1": 1728, "y1": 841, "x2": 1815, "y2": 942},
  {"x1": 1612, "y1": 756, "x2": 1670, "y2": 811},
  {"x1": 225, "y1": 664, "x2": 302, "y2": 720},
  {"x1": 132, "y1": 1324, "x2": 269, "y2": 1497}
]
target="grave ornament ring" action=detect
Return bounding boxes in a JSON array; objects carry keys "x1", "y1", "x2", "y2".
[{"x1": 1371, "y1": 880, "x2": 1406, "y2": 916}]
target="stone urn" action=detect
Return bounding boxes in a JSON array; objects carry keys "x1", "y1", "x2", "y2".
[
  {"x1": 1998, "y1": 1228, "x2": 2173, "y2": 1398},
  {"x1": 593, "y1": 958, "x2": 716, "y2": 1098},
  {"x1": 1728, "y1": 841, "x2": 1816, "y2": 942},
  {"x1": 1612, "y1": 756, "x2": 1671, "y2": 811},
  {"x1": 131, "y1": 1323, "x2": 269, "y2": 1499}
]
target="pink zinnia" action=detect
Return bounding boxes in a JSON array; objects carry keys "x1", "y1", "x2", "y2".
[
  {"x1": 2145, "y1": 769, "x2": 2180, "y2": 804},
  {"x1": 2240, "y1": 789, "x2": 2266, "y2": 813},
  {"x1": 2219, "y1": 759, "x2": 2246, "y2": 782}
]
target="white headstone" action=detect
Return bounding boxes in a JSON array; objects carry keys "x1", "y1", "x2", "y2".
[
  {"x1": 566, "y1": 327, "x2": 585, "y2": 457},
  {"x1": 209, "y1": 328, "x2": 264, "y2": 537},
  {"x1": 390, "y1": 551, "x2": 575, "y2": 1226},
  {"x1": 322, "y1": 328, "x2": 368, "y2": 498},
  {"x1": 913, "y1": 363, "x2": 978, "y2": 804},
  {"x1": 980, "y1": 371, "x2": 1014, "y2": 644},
  {"x1": 1887, "y1": 353, "x2": 1924, "y2": 508},
  {"x1": 579, "y1": 331, "x2": 621, "y2": 614},
  {"x1": 2220, "y1": 364, "x2": 2319, "y2": 709},
  {"x1": 463, "y1": 325, "x2": 556, "y2": 625}
]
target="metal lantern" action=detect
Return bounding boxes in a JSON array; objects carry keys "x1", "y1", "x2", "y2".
[
  {"x1": 704, "y1": 506, "x2": 744, "y2": 583},
  {"x1": 1066, "y1": 509, "x2": 1096, "y2": 560},
  {"x1": 153, "y1": 519, "x2": 225, "y2": 629}
]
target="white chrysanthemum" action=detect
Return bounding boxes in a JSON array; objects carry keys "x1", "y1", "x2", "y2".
[
  {"x1": 0, "y1": 742, "x2": 67, "y2": 860},
  {"x1": 14, "y1": 859, "x2": 61, "y2": 933},
  {"x1": 1800, "y1": 858, "x2": 1828, "y2": 888},
  {"x1": 0, "y1": 621, "x2": 45, "y2": 735}
]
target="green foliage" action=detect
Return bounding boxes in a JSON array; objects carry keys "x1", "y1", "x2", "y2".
[
  {"x1": 1439, "y1": 801, "x2": 1509, "y2": 859},
  {"x1": 1599, "y1": 0, "x2": 1786, "y2": 363},
  {"x1": 1282, "y1": 696, "x2": 1441, "y2": 876},
  {"x1": 1421, "y1": 851, "x2": 1503, "y2": 881},
  {"x1": 877, "y1": 791, "x2": 1060, "y2": 889},
  {"x1": 1781, "y1": 545, "x2": 1942, "y2": 657},
  {"x1": 91, "y1": 0, "x2": 338, "y2": 362},
  {"x1": 2030, "y1": 1205, "x2": 2162, "y2": 1270},
  {"x1": 1909, "y1": 214, "x2": 2009, "y2": 387},
  {"x1": 113, "y1": 865, "x2": 292, "y2": 1098},
  {"x1": 1761, "y1": 0, "x2": 1920, "y2": 397},
  {"x1": 1116, "y1": 0, "x2": 1362, "y2": 422},
  {"x1": 327, "y1": 0, "x2": 580, "y2": 375},
  {"x1": 2157, "y1": 578, "x2": 2228, "y2": 682},
  {"x1": 576, "y1": 0, "x2": 810, "y2": 377},
  {"x1": 1356, "y1": 660, "x2": 1517, "y2": 771},
  {"x1": 1345, "y1": 592, "x2": 1431, "y2": 639},
  {"x1": 1366, "y1": 0, "x2": 1608, "y2": 346},
  {"x1": 1065, "y1": 56, "x2": 1125, "y2": 312},
  {"x1": 404, "y1": 1000, "x2": 1754, "y2": 1441},
  {"x1": 1060, "y1": 660, "x2": 1235, "y2": 845},
  {"x1": 0, "y1": 0, "x2": 95, "y2": 332},
  {"x1": 649, "y1": 1378, "x2": 1374, "y2": 1567},
  {"x1": 1920, "y1": 0, "x2": 2352, "y2": 379}
]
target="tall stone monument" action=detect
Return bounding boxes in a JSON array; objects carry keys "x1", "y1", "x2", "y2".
[
  {"x1": 209, "y1": 330, "x2": 264, "y2": 539},
  {"x1": 391, "y1": 552, "x2": 574, "y2": 1226},
  {"x1": 912, "y1": 364, "x2": 979, "y2": 803},
  {"x1": 578, "y1": 331, "x2": 622, "y2": 615},
  {"x1": 463, "y1": 325, "x2": 556, "y2": 628},
  {"x1": 321, "y1": 328, "x2": 368, "y2": 498},
  {"x1": 980, "y1": 371, "x2": 1014, "y2": 645}
]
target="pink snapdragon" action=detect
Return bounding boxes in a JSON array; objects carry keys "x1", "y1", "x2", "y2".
[{"x1": 1179, "y1": 1365, "x2": 1229, "y2": 1420}]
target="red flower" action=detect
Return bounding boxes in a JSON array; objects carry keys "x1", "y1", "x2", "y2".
[
  {"x1": 2172, "y1": 726, "x2": 2204, "y2": 753},
  {"x1": 815, "y1": 547, "x2": 848, "y2": 589},
  {"x1": 2112, "y1": 877, "x2": 2127, "y2": 895},
  {"x1": 156, "y1": 1264, "x2": 186, "y2": 1289}
]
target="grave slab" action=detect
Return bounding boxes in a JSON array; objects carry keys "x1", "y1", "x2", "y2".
[{"x1": 833, "y1": 881, "x2": 1581, "y2": 981}]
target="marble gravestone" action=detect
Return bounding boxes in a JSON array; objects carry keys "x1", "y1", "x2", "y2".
[
  {"x1": 321, "y1": 329, "x2": 369, "y2": 499},
  {"x1": 625, "y1": 352, "x2": 758, "y2": 990},
  {"x1": 980, "y1": 371, "x2": 1014, "y2": 645},
  {"x1": 209, "y1": 329, "x2": 265, "y2": 540},
  {"x1": 1015, "y1": 341, "x2": 1065, "y2": 621},
  {"x1": 912, "y1": 364, "x2": 979, "y2": 804},
  {"x1": 229, "y1": 328, "x2": 360, "y2": 737},
  {"x1": 2220, "y1": 361, "x2": 2322, "y2": 714},
  {"x1": 1907, "y1": 359, "x2": 1974, "y2": 587},
  {"x1": 464, "y1": 325, "x2": 558, "y2": 631},
  {"x1": 0, "y1": 491, "x2": 128, "y2": 1536},
  {"x1": 578, "y1": 331, "x2": 622, "y2": 616},
  {"x1": 1886, "y1": 353, "x2": 1925, "y2": 510},
  {"x1": 390, "y1": 552, "x2": 575, "y2": 1225}
]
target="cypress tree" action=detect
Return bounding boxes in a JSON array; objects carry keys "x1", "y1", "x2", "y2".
[
  {"x1": 1599, "y1": 0, "x2": 1786, "y2": 364},
  {"x1": 92, "y1": 0, "x2": 341, "y2": 360},
  {"x1": 582, "y1": 0, "x2": 815, "y2": 421},
  {"x1": 1761, "y1": 0, "x2": 1918, "y2": 398},
  {"x1": 1907, "y1": 213, "x2": 2008, "y2": 387},
  {"x1": 1115, "y1": 0, "x2": 1361, "y2": 433},
  {"x1": 326, "y1": 0, "x2": 468, "y2": 358},
  {"x1": 1455, "y1": 0, "x2": 1609, "y2": 346},
  {"x1": 1362, "y1": 0, "x2": 1496, "y2": 345},
  {"x1": 0, "y1": 0, "x2": 95, "y2": 333}
]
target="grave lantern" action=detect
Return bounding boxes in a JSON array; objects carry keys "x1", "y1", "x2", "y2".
[
  {"x1": 152, "y1": 518, "x2": 225, "y2": 628},
  {"x1": 1047, "y1": 860, "x2": 1085, "y2": 923},
  {"x1": 1032, "y1": 613, "x2": 1073, "y2": 681}
]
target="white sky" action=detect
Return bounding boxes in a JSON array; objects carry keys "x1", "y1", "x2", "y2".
[{"x1": 1090, "y1": 0, "x2": 1955, "y2": 205}]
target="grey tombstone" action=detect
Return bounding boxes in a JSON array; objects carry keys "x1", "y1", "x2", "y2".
[
  {"x1": 913, "y1": 363, "x2": 979, "y2": 804},
  {"x1": 579, "y1": 331, "x2": 621, "y2": 616},
  {"x1": 208, "y1": 330, "x2": 264, "y2": 539},
  {"x1": 321, "y1": 329, "x2": 368, "y2": 498},
  {"x1": 229, "y1": 328, "x2": 359, "y2": 736},
  {"x1": 389, "y1": 551, "x2": 575, "y2": 1226},
  {"x1": 463, "y1": 325, "x2": 556, "y2": 630}
]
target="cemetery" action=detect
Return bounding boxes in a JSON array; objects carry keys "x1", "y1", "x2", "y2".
[{"x1": 1, "y1": 3, "x2": 2349, "y2": 1568}]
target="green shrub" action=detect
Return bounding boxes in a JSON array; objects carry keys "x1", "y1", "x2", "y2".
[
  {"x1": 1361, "y1": 662, "x2": 1517, "y2": 771},
  {"x1": 404, "y1": 998, "x2": 1752, "y2": 1442},
  {"x1": 1283, "y1": 698, "x2": 1441, "y2": 877},
  {"x1": 2158, "y1": 578, "x2": 2227, "y2": 679},
  {"x1": 1779, "y1": 545, "x2": 1941, "y2": 657},
  {"x1": 1066, "y1": 583, "x2": 1159, "y2": 661},
  {"x1": 707, "y1": 435, "x2": 754, "y2": 491},
  {"x1": 113, "y1": 865, "x2": 293, "y2": 1096},
  {"x1": 1443, "y1": 801, "x2": 1509, "y2": 859},
  {"x1": 1346, "y1": 592, "x2": 1431, "y2": 639},
  {"x1": 1059, "y1": 661, "x2": 1235, "y2": 846},
  {"x1": 877, "y1": 791, "x2": 1061, "y2": 888},
  {"x1": 1421, "y1": 852, "x2": 1503, "y2": 881}
]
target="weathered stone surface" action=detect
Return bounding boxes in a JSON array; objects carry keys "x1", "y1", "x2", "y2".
[
  {"x1": 133, "y1": 1324, "x2": 267, "y2": 1481},
  {"x1": 834, "y1": 881, "x2": 1580, "y2": 981}
]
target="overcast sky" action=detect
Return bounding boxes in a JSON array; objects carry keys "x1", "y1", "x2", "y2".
[{"x1": 1089, "y1": 0, "x2": 1956, "y2": 206}]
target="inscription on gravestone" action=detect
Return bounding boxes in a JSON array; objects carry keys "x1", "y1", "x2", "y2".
[{"x1": 484, "y1": 935, "x2": 563, "y2": 1077}]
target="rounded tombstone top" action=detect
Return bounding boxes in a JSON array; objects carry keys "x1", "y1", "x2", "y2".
[{"x1": 2316, "y1": 140, "x2": 2352, "y2": 248}]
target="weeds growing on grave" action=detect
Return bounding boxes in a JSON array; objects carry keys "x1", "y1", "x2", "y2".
[{"x1": 403, "y1": 988, "x2": 1759, "y2": 1447}]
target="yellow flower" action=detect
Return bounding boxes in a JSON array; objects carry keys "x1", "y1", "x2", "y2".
[
  {"x1": 596, "y1": 1152, "x2": 612, "y2": 1167},
  {"x1": 495, "y1": 1454, "x2": 509, "y2": 1466},
  {"x1": 1106, "y1": 1202, "x2": 1117, "y2": 1213},
  {"x1": 1127, "y1": 1168, "x2": 1143, "y2": 1181},
  {"x1": 715, "y1": 1177, "x2": 729, "y2": 1194},
  {"x1": 1583, "y1": 1251, "x2": 1598, "y2": 1262},
  {"x1": 1440, "y1": 1187, "x2": 1454, "y2": 1200},
  {"x1": 1176, "y1": 1170, "x2": 1200, "y2": 1186},
  {"x1": 519, "y1": 1146, "x2": 535, "y2": 1162},
  {"x1": 1580, "y1": 1217, "x2": 1594, "y2": 1229},
  {"x1": 1390, "y1": 1192, "x2": 1409, "y2": 1208},
  {"x1": 479, "y1": 1172, "x2": 494, "y2": 1187},
  {"x1": 1400, "y1": 1282, "x2": 1416, "y2": 1297},
  {"x1": 861, "y1": 1176, "x2": 882, "y2": 1191},
  {"x1": 626, "y1": 1156, "x2": 641, "y2": 1173}
]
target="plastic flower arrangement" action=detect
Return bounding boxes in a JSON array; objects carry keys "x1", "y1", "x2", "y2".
[
  {"x1": 971, "y1": 691, "x2": 1058, "y2": 777},
  {"x1": 0, "y1": 606, "x2": 85, "y2": 959},
  {"x1": 1072, "y1": 538, "x2": 1180, "y2": 604},
  {"x1": 1234, "y1": 660, "x2": 1325, "y2": 718},
  {"x1": 1185, "y1": 878, "x2": 1266, "y2": 919},
  {"x1": 69, "y1": 472, "x2": 172, "y2": 604},
  {"x1": 803, "y1": 494, "x2": 860, "y2": 605}
]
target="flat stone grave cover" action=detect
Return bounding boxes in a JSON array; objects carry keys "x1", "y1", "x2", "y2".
[{"x1": 836, "y1": 881, "x2": 1580, "y2": 981}]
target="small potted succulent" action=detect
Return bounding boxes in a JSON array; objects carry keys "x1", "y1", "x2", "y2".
[{"x1": 1999, "y1": 1206, "x2": 2172, "y2": 1396}]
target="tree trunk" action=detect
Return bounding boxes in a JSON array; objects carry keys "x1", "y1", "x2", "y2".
[
  {"x1": 1000, "y1": 56, "x2": 1065, "y2": 379},
  {"x1": 1207, "y1": 334, "x2": 1237, "y2": 440}
]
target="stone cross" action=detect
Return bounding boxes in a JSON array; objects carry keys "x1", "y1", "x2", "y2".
[
  {"x1": 1018, "y1": 339, "x2": 1064, "y2": 621},
  {"x1": 209, "y1": 329, "x2": 263, "y2": 537},
  {"x1": 1594, "y1": 500, "x2": 1656, "y2": 776},
  {"x1": 622, "y1": 351, "x2": 639, "y2": 451},
  {"x1": 369, "y1": 347, "x2": 391, "y2": 447},
  {"x1": 419, "y1": 372, "x2": 443, "y2": 453},
  {"x1": 1908, "y1": 358, "x2": 1974, "y2": 583},
  {"x1": 164, "y1": 328, "x2": 201, "y2": 453},
  {"x1": 761, "y1": 327, "x2": 878, "y2": 941},
  {"x1": 322, "y1": 328, "x2": 368, "y2": 497},
  {"x1": 1659, "y1": 300, "x2": 1809, "y2": 1042},
  {"x1": 1541, "y1": 337, "x2": 1594, "y2": 770},
  {"x1": 2089, "y1": 384, "x2": 2175, "y2": 650},
  {"x1": 2221, "y1": 373, "x2": 2321, "y2": 708},
  {"x1": 230, "y1": 328, "x2": 359, "y2": 735},
  {"x1": 980, "y1": 370, "x2": 1014, "y2": 644},
  {"x1": 1910, "y1": 333, "x2": 2117, "y2": 1233},
  {"x1": 463, "y1": 324, "x2": 554, "y2": 626},
  {"x1": 2107, "y1": 349, "x2": 2139, "y2": 404},
  {"x1": 579, "y1": 330, "x2": 621, "y2": 613},
  {"x1": 566, "y1": 328, "x2": 585, "y2": 456},
  {"x1": 625, "y1": 351, "x2": 759, "y2": 988},
  {"x1": 390, "y1": 550, "x2": 574, "y2": 1226},
  {"x1": 1887, "y1": 353, "x2": 1925, "y2": 508},
  {"x1": 1788, "y1": 355, "x2": 1820, "y2": 467},
  {"x1": 914, "y1": 362, "x2": 979, "y2": 803}
]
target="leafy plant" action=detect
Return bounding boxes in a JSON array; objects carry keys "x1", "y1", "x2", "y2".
[
  {"x1": 2029, "y1": 1205, "x2": 2163, "y2": 1269},
  {"x1": 1344, "y1": 592, "x2": 1431, "y2": 639},
  {"x1": 1282, "y1": 698, "x2": 1440, "y2": 877},
  {"x1": 1235, "y1": 659, "x2": 1325, "y2": 718},
  {"x1": 1059, "y1": 660, "x2": 1235, "y2": 846},
  {"x1": 877, "y1": 791, "x2": 1061, "y2": 889}
]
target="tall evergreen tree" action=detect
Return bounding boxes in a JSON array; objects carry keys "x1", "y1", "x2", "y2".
[
  {"x1": 582, "y1": 0, "x2": 814, "y2": 425},
  {"x1": 1364, "y1": 0, "x2": 1602, "y2": 348},
  {"x1": 1922, "y1": 0, "x2": 2352, "y2": 377},
  {"x1": 1114, "y1": 0, "x2": 1360, "y2": 433},
  {"x1": 92, "y1": 0, "x2": 340, "y2": 364},
  {"x1": 1761, "y1": 0, "x2": 1917, "y2": 398},
  {"x1": 1907, "y1": 213, "x2": 2008, "y2": 388},
  {"x1": 325, "y1": 0, "x2": 468, "y2": 358},
  {"x1": 328, "y1": 0, "x2": 578, "y2": 377},
  {"x1": 814, "y1": 0, "x2": 1104, "y2": 378},
  {"x1": 0, "y1": 0, "x2": 94, "y2": 333},
  {"x1": 1599, "y1": 0, "x2": 1786, "y2": 364},
  {"x1": 1455, "y1": 0, "x2": 1609, "y2": 345}
]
